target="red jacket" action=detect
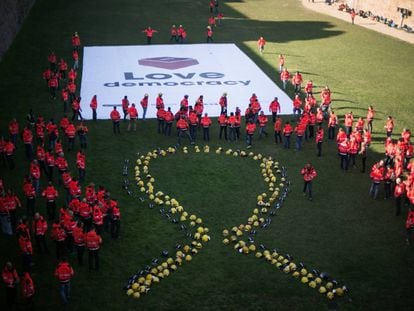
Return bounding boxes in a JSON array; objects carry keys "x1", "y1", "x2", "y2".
[
  {"x1": 22, "y1": 272, "x2": 35, "y2": 298},
  {"x1": 51, "y1": 224, "x2": 66, "y2": 242},
  {"x1": 19, "y1": 236, "x2": 33, "y2": 254},
  {"x1": 2, "y1": 267, "x2": 19, "y2": 288},
  {"x1": 42, "y1": 185, "x2": 58, "y2": 201},
  {"x1": 301, "y1": 166, "x2": 317, "y2": 181},
  {"x1": 73, "y1": 226, "x2": 85, "y2": 246},
  {"x1": 32, "y1": 216, "x2": 48, "y2": 236},
  {"x1": 85, "y1": 231, "x2": 102, "y2": 250},
  {"x1": 246, "y1": 123, "x2": 256, "y2": 135},
  {"x1": 269, "y1": 100, "x2": 280, "y2": 113},
  {"x1": 55, "y1": 262, "x2": 74, "y2": 283},
  {"x1": 200, "y1": 116, "x2": 212, "y2": 128},
  {"x1": 110, "y1": 110, "x2": 121, "y2": 121}
]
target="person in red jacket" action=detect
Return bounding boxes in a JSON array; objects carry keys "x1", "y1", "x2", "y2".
[
  {"x1": 51, "y1": 220, "x2": 67, "y2": 259},
  {"x1": 157, "y1": 107, "x2": 166, "y2": 134},
  {"x1": 18, "y1": 231, "x2": 33, "y2": 272},
  {"x1": 292, "y1": 94, "x2": 302, "y2": 119},
  {"x1": 140, "y1": 94, "x2": 148, "y2": 120},
  {"x1": 200, "y1": 113, "x2": 212, "y2": 141},
  {"x1": 170, "y1": 25, "x2": 178, "y2": 42},
  {"x1": 23, "y1": 177, "x2": 36, "y2": 216},
  {"x1": 21, "y1": 272, "x2": 35, "y2": 307},
  {"x1": 292, "y1": 71, "x2": 303, "y2": 94},
  {"x1": 55, "y1": 258, "x2": 74, "y2": 305},
  {"x1": 257, "y1": 36, "x2": 266, "y2": 54},
  {"x1": 268, "y1": 97, "x2": 281, "y2": 123},
  {"x1": 73, "y1": 221, "x2": 85, "y2": 266},
  {"x1": 90, "y1": 95, "x2": 98, "y2": 121},
  {"x1": 394, "y1": 178, "x2": 406, "y2": 216},
  {"x1": 301, "y1": 162, "x2": 317, "y2": 200},
  {"x1": 206, "y1": 26, "x2": 214, "y2": 43},
  {"x1": 85, "y1": 227, "x2": 103, "y2": 271},
  {"x1": 258, "y1": 111, "x2": 269, "y2": 139},
  {"x1": 92, "y1": 205, "x2": 103, "y2": 235},
  {"x1": 164, "y1": 107, "x2": 175, "y2": 136},
  {"x1": 278, "y1": 54, "x2": 285, "y2": 73},
  {"x1": 142, "y1": 26, "x2": 158, "y2": 44},
  {"x1": 216, "y1": 113, "x2": 227, "y2": 140},
  {"x1": 176, "y1": 115, "x2": 193, "y2": 145},
  {"x1": 127, "y1": 103, "x2": 138, "y2": 131},
  {"x1": 32, "y1": 212, "x2": 49, "y2": 254},
  {"x1": 4, "y1": 189, "x2": 21, "y2": 233},
  {"x1": 42, "y1": 182, "x2": 58, "y2": 220},
  {"x1": 246, "y1": 119, "x2": 257, "y2": 148},
  {"x1": 274, "y1": 116, "x2": 282, "y2": 144},
  {"x1": 316, "y1": 126, "x2": 324, "y2": 157},
  {"x1": 384, "y1": 116, "x2": 394, "y2": 138},
  {"x1": 22, "y1": 124, "x2": 34, "y2": 160},
  {"x1": 283, "y1": 121, "x2": 293, "y2": 149},
  {"x1": 156, "y1": 93, "x2": 164, "y2": 110},
  {"x1": 110, "y1": 106, "x2": 121, "y2": 134},
  {"x1": 188, "y1": 109, "x2": 199, "y2": 141},
  {"x1": 58, "y1": 58, "x2": 68, "y2": 80},
  {"x1": 369, "y1": 160, "x2": 385, "y2": 199},
  {"x1": 4, "y1": 139, "x2": 15, "y2": 170},
  {"x1": 338, "y1": 138, "x2": 350, "y2": 171},
  {"x1": 71, "y1": 32, "x2": 81, "y2": 51},
  {"x1": 366, "y1": 105, "x2": 375, "y2": 133},
  {"x1": 2, "y1": 262, "x2": 20, "y2": 308},
  {"x1": 8, "y1": 118, "x2": 19, "y2": 146},
  {"x1": 121, "y1": 96, "x2": 129, "y2": 121}
]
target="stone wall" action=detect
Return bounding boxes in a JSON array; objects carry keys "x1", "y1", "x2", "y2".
[
  {"x1": 344, "y1": 0, "x2": 414, "y2": 26},
  {"x1": 0, "y1": 0, "x2": 36, "y2": 60}
]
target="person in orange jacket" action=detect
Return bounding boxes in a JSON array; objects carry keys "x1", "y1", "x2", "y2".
[
  {"x1": 110, "y1": 106, "x2": 121, "y2": 134},
  {"x1": 18, "y1": 231, "x2": 33, "y2": 272},
  {"x1": 121, "y1": 95, "x2": 129, "y2": 121},
  {"x1": 200, "y1": 113, "x2": 212, "y2": 141},
  {"x1": 4, "y1": 189, "x2": 21, "y2": 233},
  {"x1": 111, "y1": 203, "x2": 121, "y2": 239},
  {"x1": 32, "y1": 212, "x2": 49, "y2": 254},
  {"x1": 292, "y1": 94, "x2": 302, "y2": 119},
  {"x1": 269, "y1": 97, "x2": 281, "y2": 123},
  {"x1": 76, "y1": 150, "x2": 86, "y2": 183},
  {"x1": 274, "y1": 116, "x2": 282, "y2": 144},
  {"x1": 170, "y1": 25, "x2": 178, "y2": 42},
  {"x1": 295, "y1": 120, "x2": 306, "y2": 151},
  {"x1": 157, "y1": 107, "x2": 166, "y2": 134},
  {"x1": 23, "y1": 176, "x2": 36, "y2": 216},
  {"x1": 344, "y1": 111, "x2": 354, "y2": 137},
  {"x1": 366, "y1": 105, "x2": 375, "y2": 132},
  {"x1": 283, "y1": 121, "x2": 293, "y2": 149},
  {"x1": 369, "y1": 160, "x2": 385, "y2": 199},
  {"x1": 142, "y1": 26, "x2": 158, "y2": 44},
  {"x1": 292, "y1": 71, "x2": 303, "y2": 94},
  {"x1": 278, "y1": 54, "x2": 285, "y2": 73},
  {"x1": 384, "y1": 116, "x2": 394, "y2": 138},
  {"x1": 246, "y1": 119, "x2": 256, "y2": 148},
  {"x1": 188, "y1": 109, "x2": 199, "y2": 141},
  {"x1": 92, "y1": 204, "x2": 103, "y2": 235},
  {"x1": 164, "y1": 107, "x2": 175, "y2": 136},
  {"x1": 4, "y1": 139, "x2": 16, "y2": 170},
  {"x1": 301, "y1": 162, "x2": 317, "y2": 200},
  {"x1": 176, "y1": 115, "x2": 193, "y2": 145},
  {"x1": 85, "y1": 227, "x2": 103, "y2": 271},
  {"x1": 21, "y1": 272, "x2": 35, "y2": 307},
  {"x1": 127, "y1": 103, "x2": 138, "y2": 131},
  {"x1": 71, "y1": 32, "x2": 81, "y2": 51},
  {"x1": 77, "y1": 122, "x2": 88, "y2": 149},
  {"x1": 22, "y1": 124, "x2": 34, "y2": 160},
  {"x1": 258, "y1": 111, "x2": 269, "y2": 139},
  {"x1": 51, "y1": 220, "x2": 67, "y2": 259},
  {"x1": 139, "y1": 94, "x2": 149, "y2": 120},
  {"x1": 338, "y1": 138, "x2": 350, "y2": 171},
  {"x1": 206, "y1": 26, "x2": 214, "y2": 43},
  {"x1": 42, "y1": 182, "x2": 58, "y2": 220},
  {"x1": 73, "y1": 221, "x2": 85, "y2": 266},
  {"x1": 257, "y1": 36, "x2": 266, "y2": 54},
  {"x1": 2, "y1": 262, "x2": 20, "y2": 308},
  {"x1": 315, "y1": 126, "x2": 324, "y2": 157},
  {"x1": 55, "y1": 258, "x2": 74, "y2": 305}
]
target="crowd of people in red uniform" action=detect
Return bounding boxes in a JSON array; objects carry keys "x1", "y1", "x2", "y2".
[
  {"x1": 2, "y1": 1, "x2": 414, "y2": 307},
  {"x1": 1, "y1": 32, "x2": 122, "y2": 308}
]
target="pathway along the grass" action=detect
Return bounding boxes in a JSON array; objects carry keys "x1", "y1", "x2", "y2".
[{"x1": 301, "y1": 0, "x2": 414, "y2": 44}]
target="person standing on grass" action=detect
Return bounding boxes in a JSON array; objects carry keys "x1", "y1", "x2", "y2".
[
  {"x1": 269, "y1": 97, "x2": 281, "y2": 123},
  {"x1": 170, "y1": 25, "x2": 178, "y2": 42},
  {"x1": 2, "y1": 262, "x2": 20, "y2": 308},
  {"x1": 280, "y1": 68, "x2": 290, "y2": 90},
  {"x1": 385, "y1": 116, "x2": 394, "y2": 138},
  {"x1": 257, "y1": 36, "x2": 266, "y2": 54},
  {"x1": 200, "y1": 113, "x2": 212, "y2": 141},
  {"x1": 301, "y1": 162, "x2": 317, "y2": 200},
  {"x1": 142, "y1": 26, "x2": 158, "y2": 44},
  {"x1": 366, "y1": 105, "x2": 375, "y2": 132},
  {"x1": 292, "y1": 71, "x2": 303, "y2": 94},
  {"x1": 110, "y1": 107, "x2": 121, "y2": 134},
  {"x1": 206, "y1": 26, "x2": 214, "y2": 43},
  {"x1": 274, "y1": 116, "x2": 282, "y2": 144},
  {"x1": 351, "y1": 9, "x2": 356, "y2": 24},
  {"x1": 405, "y1": 208, "x2": 414, "y2": 244},
  {"x1": 86, "y1": 227, "x2": 102, "y2": 271},
  {"x1": 246, "y1": 119, "x2": 256, "y2": 148},
  {"x1": 55, "y1": 258, "x2": 74, "y2": 305},
  {"x1": 127, "y1": 103, "x2": 138, "y2": 132},
  {"x1": 278, "y1": 54, "x2": 285, "y2": 73},
  {"x1": 316, "y1": 126, "x2": 324, "y2": 157},
  {"x1": 121, "y1": 96, "x2": 129, "y2": 121}
]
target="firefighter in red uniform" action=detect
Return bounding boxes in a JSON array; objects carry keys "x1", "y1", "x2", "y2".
[
  {"x1": 92, "y1": 204, "x2": 104, "y2": 235},
  {"x1": 76, "y1": 150, "x2": 86, "y2": 183},
  {"x1": 258, "y1": 111, "x2": 269, "y2": 139},
  {"x1": 142, "y1": 26, "x2": 158, "y2": 44},
  {"x1": 304, "y1": 80, "x2": 313, "y2": 96},
  {"x1": 140, "y1": 94, "x2": 148, "y2": 120},
  {"x1": 32, "y1": 212, "x2": 49, "y2": 254},
  {"x1": 73, "y1": 221, "x2": 85, "y2": 266},
  {"x1": 176, "y1": 115, "x2": 193, "y2": 145},
  {"x1": 18, "y1": 231, "x2": 33, "y2": 272},
  {"x1": 22, "y1": 124, "x2": 34, "y2": 160},
  {"x1": 23, "y1": 176, "x2": 36, "y2": 216},
  {"x1": 86, "y1": 227, "x2": 103, "y2": 271},
  {"x1": 316, "y1": 126, "x2": 324, "y2": 157},
  {"x1": 110, "y1": 106, "x2": 121, "y2": 134},
  {"x1": 274, "y1": 116, "x2": 282, "y2": 144},
  {"x1": 338, "y1": 138, "x2": 350, "y2": 171},
  {"x1": 292, "y1": 71, "x2": 303, "y2": 93},
  {"x1": 369, "y1": 160, "x2": 385, "y2": 199},
  {"x1": 42, "y1": 182, "x2": 58, "y2": 220},
  {"x1": 2, "y1": 262, "x2": 20, "y2": 308},
  {"x1": 283, "y1": 121, "x2": 293, "y2": 149},
  {"x1": 71, "y1": 32, "x2": 81, "y2": 51},
  {"x1": 22, "y1": 271, "x2": 35, "y2": 307},
  {"x1": 188, "y1": 109, "x2": 199, "y2": 141},
  {"x1": 55, "y1": 258, "x2": 74, "y2": 305},
  {"x1": 157, "y1": 107, "x2": 166, "y2": 134},
  {"x1": 164, "y1": 107, "x2": 175, "y2": 136},
  {"x1": 200, "y1": 113, "x2": 212, "y2": 141},
  {"x1": 301, "y1": 163, "x2": 317, "y2": 200},
  {"x1": 257, "y1": 36, "x2": 266, "y2": 54},
  {"x1": 30, "y1": 159, "x2": 41, "y2": 194},
  {"x1": 156, "y1": 93, "x2": 164, "y2": 110},
  {"x1": 269, "y1": 97, "x2": 281, "y2": 123},
  {"x1": 51, "y1": 220, "x2": 67, "y2": 259},
  {"x1": 121, "y1": 96, "x2": 129, "y2": 121},
  {"x1": 79, "y1": 198, "x2": 92, "y2": 232},
  {"x1": 218, "y1": 113, "x2": 228, "y2": 141},
  {"x1": 246, "y1": 119, "x2": 257, "y2": 148},
  {"x1": 127, "y1": 103, "x2": 138, "y2": 131},
  {"x1": 90, "y1": 95, "x2": 98, "y2": 121}
]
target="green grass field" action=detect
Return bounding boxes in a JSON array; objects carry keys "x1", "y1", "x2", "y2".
[{"x1": 1, "y1": 0, "x2": 414, "y2": 310}]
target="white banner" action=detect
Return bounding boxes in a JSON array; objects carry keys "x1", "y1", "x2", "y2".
[{"x1": 80, "y1": 44, "x2": 292, "y2": 119}]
